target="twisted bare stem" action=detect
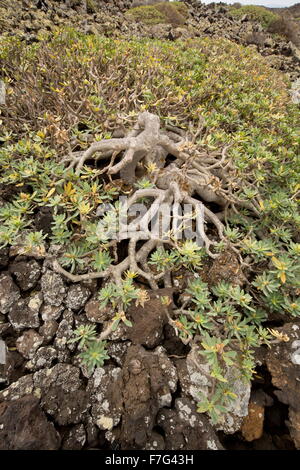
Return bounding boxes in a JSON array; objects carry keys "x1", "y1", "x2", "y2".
[{"x1": 57, "y1": 111, "x2": 250, "y2": 287}]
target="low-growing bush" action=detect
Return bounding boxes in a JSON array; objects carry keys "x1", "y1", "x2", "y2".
[
  {"x1": 125, "y1": 1, "x2": 188, "y2": 25},
  {"x1": 0, "y1": 30, "x2": 299, "y2": 424},
  {"x1": 230, "y1": 5, "x2": 280, "y2": 29}
]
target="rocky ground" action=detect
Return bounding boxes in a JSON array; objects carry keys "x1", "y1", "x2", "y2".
[
  {"x1": 0, "y1": 0, "x2": 300, "y2": 451},
  {"x1": 0, "y1": 0, "x2": 299, "y2": 81},
  {"x1": 0, "y1": 246, "x2": 299, "y2": 450}
]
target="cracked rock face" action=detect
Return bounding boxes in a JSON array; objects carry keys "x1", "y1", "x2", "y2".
[
  {"x1": 107, "y1": 341, "x2": 130, "y2": 366},
  {"x1": 111, "y1": 344, "x2": 178, "y2": 449},
  {"x1": 54, "y1": 309, "x2": 74, "y2": 351},
  {"x1": 40, "y1": 386, "x2": 89, "y2": 426},
  {"x1": 41, "y1": 271, "x2": 66, "y2": 306},
  {"x1": 62, "y1": 423, "x2": 87, "y2": 450},
  {"x1": 126, "y1": 288, "x2": 171, "y2": 348},
  {"x1": 0, "y1": 395, "x2": 60, "y2": 450},
  {"x1": 41, "y1": 304, "x2": 64, "y2": 321},
  {"x1": 39, "y1": 319, "x2": 58, "y2": 344},
  {"x1": 33, "y1": 364, "x2": 89, "y2": 426},
  {"x1": 0, "y1": 375, "x2": 36, "y2": 402},
  {"x1": 176, "y1": 347, "x2": 251, "y2": 434},
  {"x1": 25, "y1": 346, "x2": 57, "y2": 371},
  {"x1": 8, "y1": 295, "x2": 41, "y2": 331},
  {"x1": 33, "y1": 363, "x2": 82, "y2": 393},
  {"x1": 266, "y1": 322, "x2": 300, "y2": 449}
]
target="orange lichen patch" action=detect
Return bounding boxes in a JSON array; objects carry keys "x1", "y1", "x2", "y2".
[{"x1": 241, "y1": 401, "x2": 265, "y2": 442}]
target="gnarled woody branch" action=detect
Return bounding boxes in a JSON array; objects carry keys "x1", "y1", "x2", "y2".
[
  {"x1": 56, "y1": 111, "x2": 254, "y2": 290},
  {"x1": 63, "y1": 111, "x2": 236, "y2": 205}
]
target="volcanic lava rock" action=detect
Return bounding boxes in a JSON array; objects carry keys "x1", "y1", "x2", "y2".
[
  {"x1": 65, "y1": 284, "x2": 91, "y2": 311},
  {"x1": 157, "y1": 397, "x2": 223, "y2": 450},
  {"x1": 0, "y1": 395, "x2": 60, "y2": 450},
  {"x1": 8, "y1": 294, "x2": 42, "y2": 331},
  {"x1": 33, "y1": 363, "x2": 89, "y2": 426},
  {"x1": 41, "y1": 270, "x2": 66, "y2": 306},
  {"x1": 126, "y1": 288, "x2": 172, "y2": 348},
  {"x1": 266, "y1": 322, "x2": 300, "y2": 449},
  {"x1": 16, "y1": 329, "x2": 44, "y2": 359}
]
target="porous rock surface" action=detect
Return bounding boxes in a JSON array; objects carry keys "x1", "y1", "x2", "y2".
[
  {"x1": 157, "y1": 398, "x2": 223, "y2": 450},
  {"x1": 266, "y1": 322, "x2": 300, "y2": 449},
  {"x1": 0, "y1": 273, "x2": 20, "y2": 314},
  {"x1": 126, "y1": 288, "x2": 172, "y2": 348},
  {"x1": 0, "y1": 0, "x2": 299, "y2": 80},
  {"x1": 8, "y1": 294, "x2": 42, "y2": 331},
  {"x1": 9, "y1": 259, "x2": 41, "y2": 291},
  {"x1": 106, "y1": 344, "x2": 178, "y2": 449},
  {"x1": 0, "y1": 245, "x2": 297, "y2": 449},
  {"x1": 0, "y1": 1, "x2": 299, "y2": 450}
]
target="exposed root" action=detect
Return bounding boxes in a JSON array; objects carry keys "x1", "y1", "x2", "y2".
[{"x1": 57, "y1": 112, "x2": 256, "y2": 289}]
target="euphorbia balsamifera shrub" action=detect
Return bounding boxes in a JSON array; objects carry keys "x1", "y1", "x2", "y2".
[
  {"x1": 229, "y1": 5, "x2": 280, "y2": 28},
  {"x1": 0, "y1": 30, "x2": 299, "y2": 424}
]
